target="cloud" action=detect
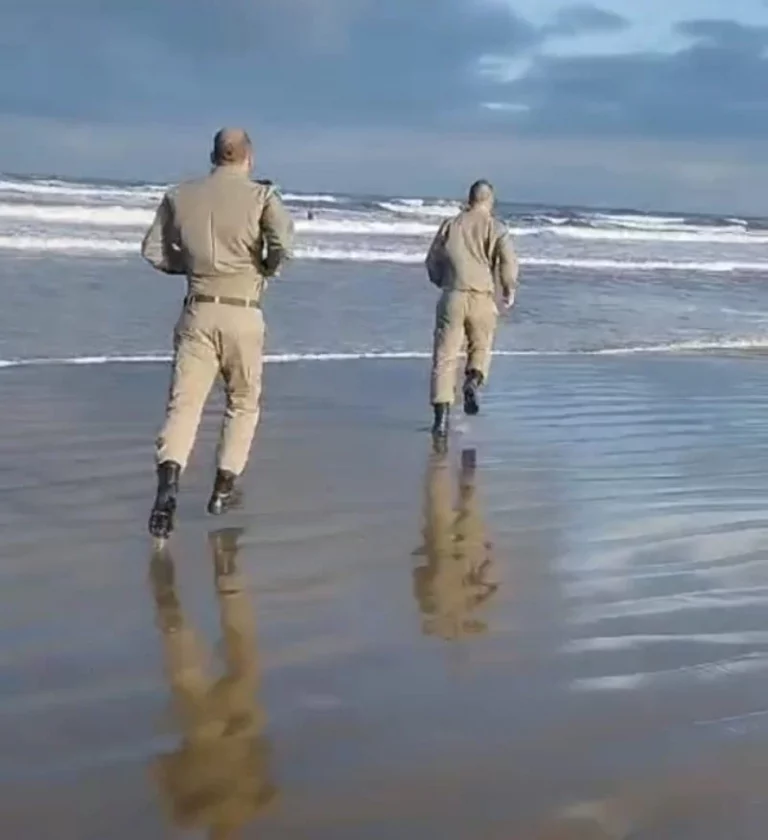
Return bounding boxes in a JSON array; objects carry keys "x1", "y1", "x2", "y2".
[
  {"x1": 0, "y1": 1, "x2": 633, "y2": 130},
  {"x1": 676, "y1": 18, "x2": 768, "y2": 51},
  {"x1": 2, "y1": 2, "x2": 764, "y2": 143},
  {"x1": 0, "y1": 2, "x2": 766, "y2": 212},
  {"x1": 0, "y1": 0, "x2": 538, "y2": 126},
  {"x1": 481, "y1": 18, "x2": 768, "y2": 139},
  {"x1": 542, "y1": 4, "x2": 629, "y2": 36}
]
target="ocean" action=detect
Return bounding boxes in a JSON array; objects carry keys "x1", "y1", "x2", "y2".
[
  {"x1": 1, "y1": 173, "x2": 767, "y2": 368},
  {"x1": 6, "y1": 173, "x2": 768, "y2": 837}
]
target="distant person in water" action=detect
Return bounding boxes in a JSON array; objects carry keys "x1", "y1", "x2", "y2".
[
  {"x1": 141, "y1": 128, "x2": 294, "y2": 539},
  {"x1": 306, "y1": 210, "x2": 315, "y2": 221},
  {"x1": 424, "y1": 180, "x2": 519, "y2": 441}
]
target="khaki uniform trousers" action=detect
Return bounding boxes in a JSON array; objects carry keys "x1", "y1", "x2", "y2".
[
  {"x1": 156, "y1": 302, "x2": 265, "y2": 475},
  {"x1": 430, "y1": 290, "x2": 498, "y2": 405}
]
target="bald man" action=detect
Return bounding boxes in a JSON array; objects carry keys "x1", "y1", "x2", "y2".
[
  {"x1": 142, "y1": 128, "x2": 294, "y2": 539},
  {"x1": 425, "y1": 180, "x2": 519, "y2": 440}
]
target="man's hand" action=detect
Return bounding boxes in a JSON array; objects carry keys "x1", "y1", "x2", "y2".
[{"x1": 501, "y1": 292, "x2": 515, "y2": 311}]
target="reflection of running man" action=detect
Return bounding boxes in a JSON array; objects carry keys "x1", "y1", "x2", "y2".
[
  {"x1": 412, "y1": 448, "x2": 499, "y2": 640},
  {"x1": 148, "y1": 528, "x2": 277, "y2": 840}
]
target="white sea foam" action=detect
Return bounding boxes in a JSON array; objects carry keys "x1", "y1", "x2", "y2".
[
  {"x1": 589, "y1": 338, "x2": 768, "y2": 354},
  {"x1": 293, "y1": 249, "x2": 768, "y2": 271},
  {"x1": 1, "y1": 176, "x2": 767, "y2": 283},
  {"x1": 1, "y1": 177, "x2": 764, "y2": 247},
  {"x1": 293, "y1": 218, "x2": 436, "y2": 236},
  {"x1": 0, "y1": 178, "x2": 165, "y2": 202},
  {"x1": 283, "y1": 193, "x2": 339, "y2": 203},
  {"x1": 551, "y1": 225, "x2": 768, "y2": 245},
  {"x1": 378, "y1": 199, "x2": 462, "y2": 218},
  {"x1": 293, "y1": 245, "x2": 423, "y2": 262},
  {"x1": 589, "y1": 212, "x2": 691, "y2": 229},
  {"x1": 0, "y1": 235, "x2": 139, "y2": 253},
  {"x1": 0, "y1": 179, "x2": 337, "y2": 206},
  {"x1": 0, "y1": 351, "x2": 439, "y2": 369},
  {"x1": 0, "y1": 202, "x2": 438, "y2": 236},
  {"x1": 2, "y1": 338, "x2": 768, "y2": 371},
  {"x1": 1, "y1": 201, "x2": 764, "y2": 247},
  {"x1": 1, "y1": 233, "x2": 768, "y2": 273},
  {"x1": 0, "y1": 203, "x2": 154, "y2": 226},
  {"x1": 522, "y1": 257, "x2": 768, "y2": 273}
]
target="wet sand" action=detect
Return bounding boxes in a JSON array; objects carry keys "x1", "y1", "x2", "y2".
[{"x1": 3, "y1": 355, "x2": 768, "y2": 838}]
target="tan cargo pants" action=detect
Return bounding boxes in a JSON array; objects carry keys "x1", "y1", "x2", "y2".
[
  {"x1": 156, "y1": 302, "x2": 265, "y2": 475},
  {"x1": 430, "y1": 290, "x2": 498, "y2": 405}
]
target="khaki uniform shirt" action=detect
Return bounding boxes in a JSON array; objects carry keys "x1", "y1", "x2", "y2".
[
  {"x1": 425, "y1": 206, "x2": 519, "y2": 298},
  {"x1": 141, "y1": 166, "x2": 294, "y2": 301}
]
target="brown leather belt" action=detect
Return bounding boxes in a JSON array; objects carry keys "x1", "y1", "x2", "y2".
[{"x1": 186, "y1": 294, "x2": 260, "y2": 309}]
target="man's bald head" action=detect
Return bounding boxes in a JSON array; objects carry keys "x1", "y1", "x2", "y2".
[
  {"x1": 211, "y1": 128, "x2": 253, "y2": 168},
  {"x1": 467, "y1": 180, "x2": 495, "y2": 209}
]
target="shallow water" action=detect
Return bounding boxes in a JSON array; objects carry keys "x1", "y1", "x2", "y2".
[
  {"x1": 2, "y1": 356, "x2": 768, "y2": 837},
  {"x1": 4, "y1": 255, "x2": 768, "y2": 366},
  {"x1": 2, "y1": 174, "x2": 768, "y2": 367}
]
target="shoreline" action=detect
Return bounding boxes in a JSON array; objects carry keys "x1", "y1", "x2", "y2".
[{"x1": 3, "y1": 342, "x2": 768, "y2": 371}]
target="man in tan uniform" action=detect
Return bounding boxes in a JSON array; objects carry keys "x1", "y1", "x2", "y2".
[
  {"x1": 425, "y1": 180, "x2": 519, "y2": 439},
  {"x1": 141, "y1": 128, "x2": 294, "y2": 539}
]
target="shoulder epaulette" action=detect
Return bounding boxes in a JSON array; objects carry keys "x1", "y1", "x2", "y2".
[{"x1": 255, "y1": 178, "x2": 281, "y2": 200}]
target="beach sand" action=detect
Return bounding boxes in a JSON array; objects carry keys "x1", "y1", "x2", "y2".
[{"x1": 3, "y1": 355, "x2": 768, "y2": 838}]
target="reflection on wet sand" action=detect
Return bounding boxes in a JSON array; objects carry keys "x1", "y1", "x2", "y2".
[
  {"x1": 533, "y1": 801, "x2": 632, "y2": 840},
  {"x1": 531, "y1": 742, "x2": 768, "y2": 840},
  {"x1": 413, "y1": 448, "x2": 499, "y2": 640},
  {"x1": 147, "y1": 528, "x2": 277, "y2": 840}
]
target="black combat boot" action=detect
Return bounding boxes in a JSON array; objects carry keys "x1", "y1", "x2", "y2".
[
  {"x1": 148, "y1": 461, "x2": 181, "y2": 539},
  {"x1": 431, "y1": 403, "x2": 450, "y2": 440},
  {"x1": 463, "y1": 369, "x2": 484, "y2": 416},
  {"x1": 207, "y1": 469, "x2": 239, "y2": 516}
]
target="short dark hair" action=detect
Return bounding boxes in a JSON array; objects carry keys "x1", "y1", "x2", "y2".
[
  {"x1": 211, "y1": 128, "x2": 252, "y2": 165},
  {"x1": 468, "y1": 179, "x2": 494, "y2": 205}
]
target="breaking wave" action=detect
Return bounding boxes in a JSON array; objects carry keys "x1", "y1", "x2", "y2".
[
  {"x1": 282, "y1": 193, "x2": 339, "y2": 203},
  {"x1": 0, "y1": 203, "x2": 439, "y2": 235},
  {"x1": 377, "y1": 199, "x2": 462, "y2": 218},
  {"x1": 550, "y1": 226, "x2": 768, "y2": 245},
  {"x1": 1, "y1": 232, "x2": 767, "y2": 274}
]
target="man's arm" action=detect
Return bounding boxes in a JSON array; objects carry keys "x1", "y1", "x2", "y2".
[
  {"x1": 492, "y1": 221, "x2": 519, "y2": 307},
  {"x1": 425, "y1": 221, "x2": 448, "y2": 287},
  {"x1": 259, "y1": 186, "x2": 294, "y2": 277},
  {"x1": 140, "y1": 194, "x2": 185, "y2": 274}
]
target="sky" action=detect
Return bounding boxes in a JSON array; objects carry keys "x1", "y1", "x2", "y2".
[{"x1": 0, "y1": 0, "x2": 767, "y2": 212}]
